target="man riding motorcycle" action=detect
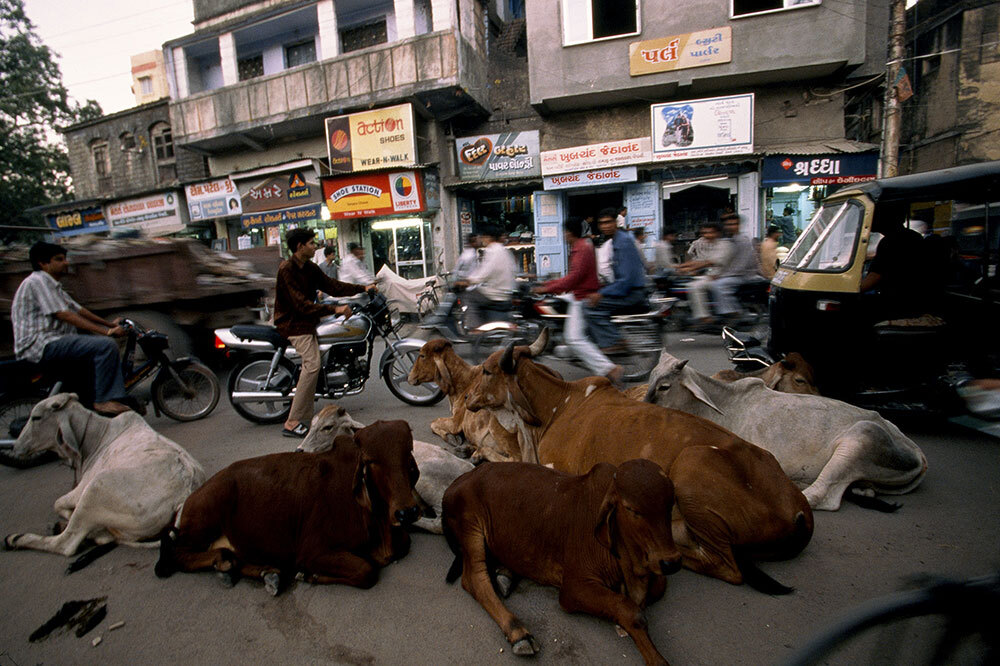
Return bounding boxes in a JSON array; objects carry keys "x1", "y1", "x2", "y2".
[{"x1": 585, "y1": 208, "x2": 647, "y2": 355}]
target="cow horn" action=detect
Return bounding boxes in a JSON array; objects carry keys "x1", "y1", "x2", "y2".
[
  {"x1": 527, "y1": 327, "x2": 549, "y2": 358},
  {"x1": 500, "y1": 341, "x2": 516, "y2": 374}
]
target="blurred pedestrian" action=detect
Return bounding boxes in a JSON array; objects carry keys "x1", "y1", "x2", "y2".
[{"x1": 340, "y1": 242, "x2": 376, "y2": 286}]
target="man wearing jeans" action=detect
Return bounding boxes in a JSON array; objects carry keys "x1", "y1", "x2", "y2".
[
  {"x1": 12, "y1": 242, "x2": 131, "y2": 415},
  {"x1": 273, "y1": 228, "x2": 369, "y2": 438},
  {"x1": 585, "y1": 208, "x2": 648, "y2": 354},
  {"x1": 534, "y1": 217, "x2": 623, "y2": 387}
]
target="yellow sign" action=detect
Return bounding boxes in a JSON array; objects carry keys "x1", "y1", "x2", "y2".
[
  {"x1": 325, "y1": 103, "x2": 417, "y2": 173},
  {"x1": 629, "y1": 27, "x2": 732, "y2": 77}
]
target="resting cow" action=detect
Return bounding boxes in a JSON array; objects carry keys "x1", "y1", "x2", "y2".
[
  {"x1": 644, "y1": 352, "x2": 927, "y2": 511},
  {"x1": 408, "y1": 338, "x2": 522, "y2": 462},
  {"x1": 4, "y1": 393, "x2": 205, "y2": 561},
  {"x1": 464, "y1": 336, "x2": 813, "y2": 593},
  {"x1": 710, "y1": 352, "x2": 819, "y2": 395},
  {"x1": 443, "y1": 459, "x2": 681, "y2": 665},
  {"x1": 298, "y1": 404, "x2": 474, "y2": 534},
  {"x1": 155, "y1": 420, "x2": 420, "y2": 593}
]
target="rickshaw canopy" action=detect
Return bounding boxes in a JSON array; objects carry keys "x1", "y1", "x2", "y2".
[{"x1": 849, "y1": 160, "x2": 1000, "y2": 205}]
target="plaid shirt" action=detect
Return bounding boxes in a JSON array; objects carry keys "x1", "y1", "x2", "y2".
[{"x1": 12, "y1": 271, "x2": 80, "y2": 363}]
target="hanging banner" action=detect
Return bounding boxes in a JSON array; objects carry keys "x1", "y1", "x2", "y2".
[
  {"x1": 540, "y1": 138, "x2": 651, "y2": 176},
  {"x1": 237, "y1": 169, "x2": 323, "y2": 229},
  {"x1": 185, "y1": 178, "x2": 241, "y2": 220},
  {"x1": 629, "y1": 27, "x2": 732, "y2": 76},
  {"x1": 325, "y1": 103, "x2": 417, "y2": 174},
  {"x1": 454, "y1": 131, "x2": 541, "y2": 181},
  {"x1": 651, "y1": 93, "x2": 754, "y2": 162},
  {"x1": 47, "y1": 206, "x2": 108, "y2": 237},
  {"x1": 105, "y1": 191, "x2": 184, "y2": 235},
  {"x1": 543, "y1": 166, "x2": 638, "y2": 190},
  {"x1": 321, "y1": 171, "x2": 425, "y2": 220}
]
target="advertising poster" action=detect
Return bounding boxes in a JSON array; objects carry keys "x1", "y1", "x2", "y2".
[
  {"x1": 105, "y1": 191, "x2": 185, "y2": 235},
  {"x1": 454, "y1": 131, "x2": 541, "y2": 181},
  {"x1": 629, "y1": 27, "x2": 732, "y2": 76},
  {"x1": 540, "y1": 138, "x2": 651, "y2": 176},
  {"x1": 238, "y1": 170, "x2": 323, "y2": 229},
  {"x1": 47, "y1": 206, "x2": 108, "y2": 237},
  {"x1": 325, "y1": 103, "x2": 417, "y2": 174},
  {"x1": 650, "y1": 93, "x2": 754, "y2": 161},
  {"x1": 186, "y1": 178, "x2": 241, "y2": 220},
  {"x1": 322, "y1": 171, "x2": 425, "y2": 220}
]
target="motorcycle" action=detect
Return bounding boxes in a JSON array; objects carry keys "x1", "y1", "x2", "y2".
[
  {"x1": 0, "y1": 318, "x2": 221, "y2": 447},
  {"x1": 216, "y1": 291, "x2": 444, "y2": 424},
  {"x1": 654, "y1": 272, "x2": 770, "y2": 340}
]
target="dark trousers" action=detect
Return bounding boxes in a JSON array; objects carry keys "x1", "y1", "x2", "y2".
[
  {"x1": 42, "y1": 335, "x2": 127, "y2": 403},
  {"x1": 584, "y1": 289, "x2": 647, "y2": 348}
]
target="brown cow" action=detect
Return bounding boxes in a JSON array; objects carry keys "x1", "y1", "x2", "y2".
[
  {"x1": 155, "y1": 420, "x2": 420, "y2": 593},
  {"x1": 408, "y1": 338, "x2": 525, "y2": 463},
  {"x1": 711, "y1": 352, "x2": 819, "y2": 394},
  {"x1": 443, "y1": 460, "x2": 682, "y2": 665},
  {"x1": 464, "y1": 340, "x2": 813, "y2": 593}
]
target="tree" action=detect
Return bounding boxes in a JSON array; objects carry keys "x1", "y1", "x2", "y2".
[{"x1": 1, "y1": 0, "x2": 102, "y2": 236}]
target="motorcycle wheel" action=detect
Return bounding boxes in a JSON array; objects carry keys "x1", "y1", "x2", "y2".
[
  {"x1": 151, "y1": 360, "x2": 220, "y2": 422},
  {"x1": 0, "y1": 394, "x2": 43, "y2": 442},
  {"x1": 470, "y1": 326, "x2": 534, "y2": 365},
  {"x1": 617, "y1": 321, "x2": 662, "y2": 382},
  {"x1": 228, "y1": 354, "x2": 297, "y2": 424},
  {"x1": 382, "y1": 348, "x2": 446, "y2": 406}
]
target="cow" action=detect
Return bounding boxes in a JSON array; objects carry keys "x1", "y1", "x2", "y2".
[
  {"x1": 298, "y1": 404, "x2": 474, "y2": 534},
  {"x1": 155, "y1": 420, "x2": 420, "y2": 593},
  {"x1": 443, "y1": 459, "x2": 682, "y2": 665},
  {"x1": 711, "y1": 352, "x2": 819, "y2": 395},
  {"x1": 463, "y1": 335, "x2": 813, "y2": 593},
  {"x1": 408, "y1": 338, "x2": 522, "y2": 462},
  {"x1": 3, "y1": 393, "x2": 205, "y2": 563},
  {"x1": 644, "y1": 351, "x2": 928, "y2": 511}
]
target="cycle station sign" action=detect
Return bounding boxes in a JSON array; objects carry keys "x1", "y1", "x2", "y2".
[{"x1": 321, "y1": 171, "x2": 425, "y2": 220}]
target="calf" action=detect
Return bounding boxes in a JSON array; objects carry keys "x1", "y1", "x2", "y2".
[
  {"x1": 443, "y1": 460, "x2": 682, "y2": 665},
  {"x1": 711, "y1": 352, "x2": 819, "y2": 395},
  {"x1": 155, "y1": 420, "x2": 420, "y2": 592}
]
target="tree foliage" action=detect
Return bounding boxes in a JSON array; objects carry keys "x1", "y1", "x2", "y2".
[{"x1": 1, "y1": 0, "x2": 102, "y2": 232}]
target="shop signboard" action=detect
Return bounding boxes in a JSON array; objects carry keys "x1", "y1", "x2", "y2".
[
  {"x1": 454, "y1": 131, "x2": 541, "y2": 181},
  {"x1": 325, "y1": 103, "x2": 417, "y2": 174},
  {"x1": 185, "y1": 178, "x2": 241, "y2": 220},
  {"x1": 543, "y1": 166, "x2": 637, "y2": 190},
  {"x1": 237, "y1": 169, "x2": 323, "y2": 229},
  {"x1": 629, "y1": 27, "x2": 732, "y2": 76},
  {"x1": 47, "y1": 206, "x2": 108, "y2": 237},
  {"x1": 761, "y1": 153, "x2": 879, "y2": 186},
  {"x1": 650, "y1": 93, "x2": 754, "y2": 162},
  {"x1": 540, "y1": 138, "x2": 650, "y2": 176},
  {"x1": 105, "y1": 191, "x2": 185, "y2": 235},
  {"x1": 321, "y1": 171, "x2": 425, "y2": 220}
]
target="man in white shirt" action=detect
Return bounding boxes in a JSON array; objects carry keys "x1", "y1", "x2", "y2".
[
  {"x1": 676, "y1": 221, "x2": 732, "y2": 324},
  {"x1": 453, "y1": 233, "x2": 480, "y2": 281},
  {"x1": 339, "y1": 242, "x2": 376, "y2": 286},
  {"x1": 455, "y1": 226, "x2": 517, "y2": 329}
]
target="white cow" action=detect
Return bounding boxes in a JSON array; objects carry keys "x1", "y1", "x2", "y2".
[
  {"x1": 4, "y1": 393, "x2": 206, "y2": 556},
  {"x1": 298, "y1": 405, "x2": 474, "y2": 534},
  {"x1": 644, "y1": 353, "x2": 927, "y2": 511}
]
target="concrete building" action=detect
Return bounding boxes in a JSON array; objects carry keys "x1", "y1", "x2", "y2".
[
  {"x1": 902, "y1": 0, "x2": 1000, "y2": 174},
  {"x1": 131, "y1": 50, "x2": 171, "y2": 106}
]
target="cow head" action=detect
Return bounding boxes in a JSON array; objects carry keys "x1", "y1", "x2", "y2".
[
  {"x1": 408, "y1": 339, "x2": 454, "y2": 393},
  {"x1": 465, "y1": 329, "x2": 549, "y2": 425},
  {"x1": 595, "y1": 459, "x2": 682, "y2": 578},
  {"x1": 353, "y1": 421, "x2": 421, "y2": 527},
  {"x1": 8, "y1": 393, "x2": 85, "y2": 466},
  {"x1": 644, "y1": 351, "x2": 723, "y2": 415},
  {"x1": 298, "y1": 405, "x2": 365, "y2": 453},
  {"x1": 762, "y1": 353, "x2": 819, "y2": 395}
]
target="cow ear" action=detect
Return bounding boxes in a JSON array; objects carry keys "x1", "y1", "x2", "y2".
[
  {"x1": 55, "y1": 412, "x2": 82, "y2": 470},
  {"x1": 433, "y1": 356, "x2": 453, "y2": 394},
  {"x1": 594, "y1": 488, "x2": 619, "y2": 557},
  {"x1": 52, "y1": 393, "x2": 76, "y2": 411},
  {"x1": 764, "y1": 371, "x2": 782, "y2": 390},
  {"x1": 680, "y1": 376, "x2": 724, "y2": 415}
]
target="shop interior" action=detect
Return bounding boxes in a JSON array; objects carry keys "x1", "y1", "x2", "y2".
[
  {"x1": 765, "y1": 184, "x2": 826, "y2": 243},
  {"x1": 662, "y1": 184, "x2": 735, "y2": 257},
  {"x1": 470, "y1": 191, "x2": 537, "y2": 274}
]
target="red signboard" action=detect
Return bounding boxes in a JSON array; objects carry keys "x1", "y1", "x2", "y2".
[{"x1": 321, "y1": 171, "x2": 425, "y2": 220}]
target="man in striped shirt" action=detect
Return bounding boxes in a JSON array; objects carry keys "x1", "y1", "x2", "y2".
[{"x1": 11, "y1": 242, "x2": 131, "y2": 416}]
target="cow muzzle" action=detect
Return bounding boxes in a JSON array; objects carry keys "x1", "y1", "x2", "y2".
[
  {"x1": 395, "y1": 505, "x2": 421, "y2": 525},
  {"x1": 660, "y1": 558, "x2": 682, "y2": 576}
]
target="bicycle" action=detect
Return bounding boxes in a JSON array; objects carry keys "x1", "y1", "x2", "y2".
[{"x1": 416, "y1": 271, "x2": 452, "y2": 321}]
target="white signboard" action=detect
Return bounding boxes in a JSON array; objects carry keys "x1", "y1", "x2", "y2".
[
  {"x1": 185, "y1": 178, "x2": 241, "y2": 220},
  {"x1": 540, "y1": 138, "x2": 651, "y2": 176},
  {"x1": 543, "y1": 166, "x2": 638, "y2": 190},
  {"x1": 651, "y1": 93, "x2": 754, "y2": 162},
  {"x1": 105, "y1": 191, "x2": 185, "y2": 235}
]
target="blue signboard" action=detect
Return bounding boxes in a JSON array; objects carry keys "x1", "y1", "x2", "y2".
[
  {"x1": 762, "y1": 153, "x2": 879, "y2": 186},
  {"x1": 46, "y1": 206, "x2": 109, "y2": 237},
  {"x1": 240, "y1": 203, "x2": 323, "y2": 229}
]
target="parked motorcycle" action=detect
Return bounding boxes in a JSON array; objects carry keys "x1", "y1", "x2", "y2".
[
  {"x1": 654, "y1": 273, "x2": 770, "y2": 340},
  {"x1": 216, "y1": 292, "x2": 444, "y2": 424},
  {"x1": 0, "y1": 318, "x2": 221, "y2": 447}
]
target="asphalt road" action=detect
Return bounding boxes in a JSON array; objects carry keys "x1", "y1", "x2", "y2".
[{"x1": 1, "y1": 333, "x2": 998, "y2": 665}]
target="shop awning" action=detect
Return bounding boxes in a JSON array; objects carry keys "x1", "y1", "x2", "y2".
[
  {"x1": 443, "y1": 175, "x2": 543, "y2": 190},
  {"x1": 759, "y1": 140, "x2": 878, "y2": 156}
]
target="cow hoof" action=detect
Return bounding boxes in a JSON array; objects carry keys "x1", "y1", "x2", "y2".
[
  {"x1": 263, "y1": 572, "x2": 281, "y2": 597},
  {"x1": 3, "y1": 534, "x2": 20, "y2": 550},
  {"x1": 512, "y1": 636, "x2": 539, "y2": 656},
  {"x1": 216, "y1": 571, "x2": 237, "y2": 588},
  {"x1": 496, "y1": 573, "x2": 514, "y2": 598},
  {"x1": 51, "y1": 521, "x2": 67, "y2": 535}
]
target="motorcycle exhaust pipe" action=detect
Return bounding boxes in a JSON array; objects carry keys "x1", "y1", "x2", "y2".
[{"x1": 230, "y1": 391, "x2": 294, "y2": 404}]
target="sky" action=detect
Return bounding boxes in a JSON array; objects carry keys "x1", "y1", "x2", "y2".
[{"x1": 22, "y1": 0, "x2": 196, "y2": 115}]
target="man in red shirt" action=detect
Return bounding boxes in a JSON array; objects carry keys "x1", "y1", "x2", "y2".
[
  {"x1": 534, "y1": 216, "x2": 623, "y2": 387},
  {"x1": 274, "y1": 228, "x2": 371, "y2": 437}
]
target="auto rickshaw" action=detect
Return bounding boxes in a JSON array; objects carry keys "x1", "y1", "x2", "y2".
[{"x1": 729, "y1": 161, "x2": 1000, "y2": 421}]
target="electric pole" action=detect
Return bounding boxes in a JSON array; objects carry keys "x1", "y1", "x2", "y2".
[{"x1": 882, "y1": 0, "x2": 907, "y2": 177}]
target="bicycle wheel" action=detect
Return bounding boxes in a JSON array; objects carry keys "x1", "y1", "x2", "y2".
[
  {"x1": 382, "y1": 348, "x2": 446, "y2": 406},
  {"x1": 228, "y1": 354, "x2": 297, "y2": 424},
  {"x1": 617, "y1": 321, "x2": 662, "y2": 382},
  {"x1": 151, "y1": 361, "x2": 221, "y2": 422},
  {"x1": 416, "y1": 292, "x2": 438, "y2": 320}
]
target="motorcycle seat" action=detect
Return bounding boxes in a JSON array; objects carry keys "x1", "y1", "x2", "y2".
[
  {"x1": 615, "y1": 302, "x2": 652, "y2": 316},
  {"x1": 230, "y1": 324, "x2": 290, "y2": 349}
]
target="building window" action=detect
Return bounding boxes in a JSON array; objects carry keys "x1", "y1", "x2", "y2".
[
  {"x1": 561, "y1": 0, "x2": 639, "y2": 46},
  {"x1": 340, "y1": 19, "x2": 388, "y2": 53},
  {"x1": 238, "y1": 54, "x2": 264, "y2": 81},
  {"x1": 151, "y1": 123, "x2": 175, "y2": 183},
  {"x1": 732, "y1": 0, "x2": 819, "y2": 18},
  {"x1": 120, "y1": 132, "x2": 137, "y2": 177},
  {"x1": 138, "y1": 76, "x2": 153, "y2": 95},
  {"x1": 92, "y1": 140, "x2": 111, "y2": 191},
  {"x1": 285, "y1": 40, "x2": 316, "y2": 68}
]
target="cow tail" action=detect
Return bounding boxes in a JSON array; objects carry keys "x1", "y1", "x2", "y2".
[
  {"x1": 733, "y1": 554, "x2": 794, "y2": 596},
  {"x1": 154, "y1": 527, "x2": 177, "y2": 579}
]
